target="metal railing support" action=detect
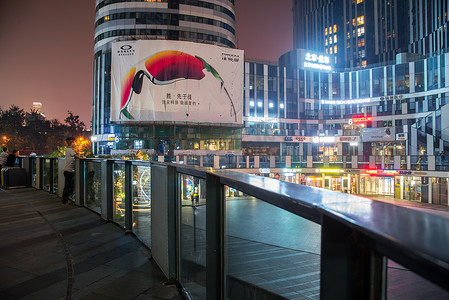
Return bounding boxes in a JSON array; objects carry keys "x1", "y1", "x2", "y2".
[
  {"x1": 206, "y1": 172, "x2": 226, "y2": 300},
  {"x1": 320, "y1": 214, "x2": 386, "y2": 300},
  {"x1": 75, "y1": 159, "x2": 84, "y2": 206},
  {"x1": 101, "y1": 160, "x2": 113, "y2": 221}
]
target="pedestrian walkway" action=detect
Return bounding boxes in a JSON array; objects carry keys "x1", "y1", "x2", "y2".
[
  {"x1": 0, "y1": 188, "x2": 180, "y2": 300},
  {"x1": 360, "y1": 193, "x2": 449, "y2": 217}
]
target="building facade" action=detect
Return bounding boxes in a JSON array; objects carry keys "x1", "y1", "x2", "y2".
[
  {"x1": 292, "y1": 0, "x2": 449, "y2": 69},
  {"x1": 92, "y1": 0, "x2": 237, "y2": 154}
]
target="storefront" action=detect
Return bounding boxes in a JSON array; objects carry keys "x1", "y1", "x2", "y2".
[{"x1": 359, "y1": 169, "x2": 396, "y2": 196}]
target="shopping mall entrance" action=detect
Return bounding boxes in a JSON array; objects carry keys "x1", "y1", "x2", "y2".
[{"x1": 359, "y1": 175, "x2": 394, "y2": 196}]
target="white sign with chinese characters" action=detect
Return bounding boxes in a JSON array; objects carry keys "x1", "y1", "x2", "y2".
[{"x1": 304, "y1": 52, "x2": 332, "y2": 71}]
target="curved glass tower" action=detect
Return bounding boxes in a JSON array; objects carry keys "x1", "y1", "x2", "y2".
[{"x1": 92, "y1": 0, "x2": 236, "y2": 154}]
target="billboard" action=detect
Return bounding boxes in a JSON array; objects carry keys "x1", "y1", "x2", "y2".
[
  {"x1": 111, "y1": 40, "x2": 244, "y2": 125},
  {"x1": 360, "y1": 127, "x2": 396, "y2": 142}
]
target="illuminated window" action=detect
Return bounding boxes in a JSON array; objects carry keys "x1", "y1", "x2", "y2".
[
  {"x1": 335, "y1": 57, "x2": 337, "y2": 64},
  {"x1": 362, "y1": 60, "x2": 367, "y2": 67},
  {"x1": 325, "y1": 28, "x2": 328, "y2": 35},
  {"x1": 357, "y1": 27, "x2": 365, "y2": 36},
  {"x1": 333, "y1": 24, "x2": 337, "y2": 32},
  {"x1": 330, "y1": 47, "x2": 333, "y2": 54},
  {"x1": 347, "y1": 32, "x2": 350, "y2": 38},
  {"x1": 325, "y1": 39, "x2": 328, "y2": 46},
  {"x1": 104, "y1": 15, "x2": 110, "y2": 21},
  {"x1": 357, "y1": 16, "x2": 364, "y2": 26},
  {"x1": 334, "y1": 35, "x2": 337, "y2": 43},
  {"x1": 329, "y1": 27, "x2": 333, "y2": 34},
  {"x1": 329, "y1": 37, "x2": 333, "y2": 44},
  {"x1": 357, "y1": 0, "x2": 363, "y2": 3},
  {"x1": 352, "y1": 19, "x2": 356, "y2": 27},
  {"x1": 326, "y1": 48, "x2": 329, "y2": 54},
  {"x1": 358, "y1": 38, "x2": 365, "y2": 47},
  {"x1": 334, "y1": 45, "x2": 337, "y2": 53}
]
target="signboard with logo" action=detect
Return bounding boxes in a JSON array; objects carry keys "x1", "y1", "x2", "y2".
[
  {"x1": 360, "y1": 127, "x2": 395, "y2": 142},
  {"x1": 111, "y1": 40, "x2": 244, "y2": 125}
]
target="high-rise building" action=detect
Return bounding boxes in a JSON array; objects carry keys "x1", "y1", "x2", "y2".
[
  {"x1": 92, "y1": 0, "x2": 237, "y2": 154},
  {"x1": 292, "y1": 0, "x2": 449, "y2": 69}
]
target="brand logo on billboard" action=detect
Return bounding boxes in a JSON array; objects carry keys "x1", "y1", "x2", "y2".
[
  {"x1": 222, "y1": 53, "x2": 240, "y2": 63},
  {"x1": 117, "y1": 45, "x2": 135, "y2": 56}
]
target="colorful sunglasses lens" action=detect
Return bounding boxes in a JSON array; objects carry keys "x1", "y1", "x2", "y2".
[
  {"x1": 145, "y1": 51, "x2": 205, "y2": 83},
  {"x1": 121, "y1": 67, "x2": 136, "y2": 109}
]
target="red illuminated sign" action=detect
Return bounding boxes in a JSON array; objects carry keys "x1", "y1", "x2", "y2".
[
  {"x1": 352, "y1": 116, "x2": 373, "y2": 124},
  {"x1": 365, "y1": 169, "x2": 378, "y2": 175}
]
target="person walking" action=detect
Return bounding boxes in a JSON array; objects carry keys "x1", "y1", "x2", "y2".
[
  {"x1": 0, "y1": 147, "x2": 9, "y2": 169},
  {"x1": 62, "y1": 137, "x2": 79, "y2": 206}
]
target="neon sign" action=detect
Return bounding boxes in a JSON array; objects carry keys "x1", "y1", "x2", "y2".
[
  {"x1": 316, "y1": 169, "x2": 344, "y2": 173},
  {"x1": 365, "y1": 169, "x2": 378, "y2": 175},
  {"x1": 304, "y1": 52, "x2": 332, "y2": 71},
  {"x1": 352, "y1": 116, "x2": 372, "y2": 124}
]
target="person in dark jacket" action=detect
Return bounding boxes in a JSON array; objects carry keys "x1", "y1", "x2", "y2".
[{"x1": 4, "y1": 150, "x2": 19, "y2": 167}]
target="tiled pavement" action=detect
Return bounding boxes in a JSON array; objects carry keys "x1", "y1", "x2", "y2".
[{"x1": 0, "y1": 188, "x2": 180, "y2": 300}]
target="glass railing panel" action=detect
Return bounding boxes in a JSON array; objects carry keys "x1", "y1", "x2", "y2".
[
  {"x1": 132, "y1": 164, "x2": 151, "y2": 248},
  {"x1": 53, "y1": 159, "x2": 59, "y2": 194},
  {"x1": 113, "y1": 163, "x2": 126, "y2": 227},
  {"x1": 43, "y1": 158, "x2": 51, "y2": 192},
  {"x1": 387, "y1": 259, "x2": 449, "y2": 299},
  {"x1": 202, "y1": 155, "x2": 214, "y2": 167},
  {"x1": 186, "y1": 156, "x2": 200, "y2": 166},
  {"x1": 225, "y1": 189, "x2": 321, "y2": 299},
  {"x1": 84, "y1": 161, "x2": 102, "y2": 214},
  {"x1": 220, "y1": 155, "x2": 237, "y2": 169},
  {"x1": 179, "y1": 174, "x2": 206, "y2": 299},
  {"x1": 31, "y1": 158, "x2": 37, "y2": 188}
]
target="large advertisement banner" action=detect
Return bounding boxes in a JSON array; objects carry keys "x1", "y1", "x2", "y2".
[
  {"x1": 360, "y1": 127, "x2": 396, "y2": 142},
  {"x1": 111, "y1": 40, "x2": 244, "y2": 125}
]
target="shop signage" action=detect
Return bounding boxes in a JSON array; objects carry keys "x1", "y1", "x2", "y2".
[
  {"x1": 259, "y1": 168, "x2": 271, "y2": 174},
  {"x1": 322, "y1": 98, "x2": 371, "y2": 105},
  {"x1": 312, "y1": 136, "x2": 336, "y2": 143},
  {"x1": 365, "y1": 169, "x2": 378, "y2": 175},
  {"x1": 399, "y1": 171, "x2": 412, "y2": 175},
  {"x1": 351, "y1": 116, "x2": 372, "y2": 124},
  {"x1": 383, "y1": 170, "x2": 399, "y2": 176},
  {"x1": 414, "y1": 172, "x2": 427, "y2": 176},
  {"x1": 360, "y1": 127, "x2": 395, "y2": 142},
  {"x1": 380, "y1": 95, "x2": 403, "y2": 101},
  {"x1": 316, "y1": 169, "x2": 344, "y2": 173},
  {"x1": 107, "y1": 134, "x2": 116, "y2": 141},
  {"x1": 283, "y1": 168, "x2": 302, "y2": 173},
  {"x1": 284, "y1": 137, "x2": 293, "y2": 141},
  {"x1": 396, "y1": 133, "x2": 407, "y2": 141}
]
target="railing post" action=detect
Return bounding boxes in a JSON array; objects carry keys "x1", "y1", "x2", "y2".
[
  {"x1": 101, "y1": 160, "x2": 113, "y2": 221},
  {"x1": 124, "y1": 161, "x2": 133, "y2": 233},
  {"x1": 75, "y1": 159, "x2": 84, "y2": 206},
  {"x1": 321, "y1": 214, "x2": 387, "y2": 300},
  {"x1": 206, "y1": 172, "x2": 226, "y2": 300}
]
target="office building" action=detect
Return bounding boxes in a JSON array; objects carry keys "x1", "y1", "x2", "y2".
[{"x1": 92, "y1": 0, "x2": 238, "y2": 154}]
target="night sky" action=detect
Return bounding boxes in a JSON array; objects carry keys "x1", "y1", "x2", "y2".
[{"x1": 0, "y1": 0, "x2": 292, "y2": 125}]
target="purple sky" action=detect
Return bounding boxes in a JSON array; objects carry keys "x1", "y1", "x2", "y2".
[{"x1": 0, "y1": 0, "x2": 292, "y2": 125}]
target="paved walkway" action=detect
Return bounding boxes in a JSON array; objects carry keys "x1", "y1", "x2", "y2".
[{"x1": 0, "y1": 188, "x2": 180, "y2": 300}]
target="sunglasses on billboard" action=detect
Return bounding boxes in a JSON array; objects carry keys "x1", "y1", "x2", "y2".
[{"x1": 120, "y1": 51, "x2": 236, "y2": 121}]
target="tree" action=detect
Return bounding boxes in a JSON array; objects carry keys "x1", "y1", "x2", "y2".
[{"x1": 65, "y1": 111, "x2": 86, "y2": 133}]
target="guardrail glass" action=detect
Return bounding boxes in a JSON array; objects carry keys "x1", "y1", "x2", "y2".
[
  {"x1": 113, "y1": 162, "x2": 126, "y2": 227},
  {"x1": 53, "y1": 159, "x2": 59, "y2": 193},
  {"x1": 132, "y1": 164, "x2": 152, "y2": 247},
  {"x1": 224, "y1": 186, "x2": 321, "y2": 299},
  {"x1": 43, "y1": 158, "x2": 51, "y2": 192},
  {"x1": 31, "y1": 158, "x2": 36, "y2": 188},
  {"x1": 179, "y1": 173, "x2": 206, "y2": 298},
  {"x1": 84, "y1": 161, "x2": 102, "y2": 213}
]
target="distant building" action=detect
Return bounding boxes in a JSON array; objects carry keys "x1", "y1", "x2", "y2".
[
  {"x1": 292, "y1": 0, "x2": 449, "y2": 69},
  {"x1": 32, "y1": 102, "x2": 42, "y2": 114}
]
